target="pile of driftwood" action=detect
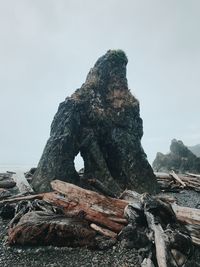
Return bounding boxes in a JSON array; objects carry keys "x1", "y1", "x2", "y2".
[
  {"x1": 0, "y1": 179, "x2": 199, "y2": 267},
  {"x1": 155, "y1": 171, "x2": 200, "y2": 192}
]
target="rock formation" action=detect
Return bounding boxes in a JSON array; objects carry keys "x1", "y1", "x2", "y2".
[
  {"x1": 188, "y1": 144, "x2": 200, "y2": 157},
  {"x1": 153, "y1": 139, "x2": 200, "y2": 173},
  {"x1": 32, "y1": 50, "x2": 159, "y2": 194}
]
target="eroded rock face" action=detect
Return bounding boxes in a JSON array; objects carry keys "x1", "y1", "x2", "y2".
[
  {"x1": 153, "y1": 139, "x2": 200, "y2": 173},
  {"x1": 188, "y1": 144, "x2": 200, "y2": 157},
  {"x1": 32, "y1": 50, "x2": 159, "y2": 194}
]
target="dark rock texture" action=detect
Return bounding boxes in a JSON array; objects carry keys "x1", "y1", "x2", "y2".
[
  {"x1": 32, "y1": 50, "x2": 159, "y2": 194},
  {"x1": 153, "y1": 139, "x2": 200, "y2": 173}
]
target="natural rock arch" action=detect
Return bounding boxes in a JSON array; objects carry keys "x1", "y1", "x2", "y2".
[{"x1": 32, "y1": 50, "x2": 159, "y2": 195}]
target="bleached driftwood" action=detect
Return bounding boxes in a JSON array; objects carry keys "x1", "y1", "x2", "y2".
[
  {"x1": 90, "y1": 223, "x2": 117, "y2": 238},
  {"x1": 155, "y1": 172, "x2": 200, "y2": 192},
  {"x1": 186, "y1": 172, "x2": 200, "y2": 178},
  {"x1": 172, "y1": 204, "x2": 200, "y2": 225},
  {"x1": 170, "y1": 170, "x2": 186, "y2": 188},
  {"x1": 145, "y1": 211, "x2": 168, "y2": 267},
  {"x1": 0, "y1": 193, "x2": 44, "y2": 204},
  {"x1": 12, "y1": 172, "x2": 33, "y2": 193}
]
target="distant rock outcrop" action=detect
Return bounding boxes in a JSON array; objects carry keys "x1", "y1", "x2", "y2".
[
  {"x1": 188, "y1": 144, "x2": 200, "y2": 157},
  {"x1": 153, "y1": 139, "x2": 200, "y2": 173},
  {"x1": 32, "y1": 50, "x2": 159, "y2": 194}
]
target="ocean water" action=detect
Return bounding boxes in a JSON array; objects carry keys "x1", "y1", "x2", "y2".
[{"x1": 0, "y1": 165, "x2": 33, "y2": 173}]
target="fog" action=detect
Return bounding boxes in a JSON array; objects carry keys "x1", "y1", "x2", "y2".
[{"x1": 0, "y1": 0, "x2": 200, "y2": 168}]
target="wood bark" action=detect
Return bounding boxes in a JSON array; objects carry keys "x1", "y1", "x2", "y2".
[
  {"x1": 51, "y1": 180, "x2": 128, "y2": 217},
  {"x1": 12, "y1": 173, "x2": 33, "y2": 193},
  {"x1": 48, "y1": 181, "x2": 200, "y2": 244},
  {"x1": 90, "y1": 223, "x2": 117, "y2": 238},
  {"x1": 155, "y1": 172, "x2": 200, "y2": 192},
  {"x1": 170, "y1": 170, "x2": 186, "y2": 187},
  {"x1": 5, "y1": 179, "x2": 200, "y2": 258},
  {"x1": 8, "y1": 211, "x2": 96, "y2": 247},
  {"x1": 185, "y1": 224, "x2": 200, "y2": 246},
  {"x1": 172, "y1": 204, "x2": 200, "y2": 225},
  {"x1": 186, "y1": 172, "x2": 200, "y2": 178},
  {"x1": 0, "y1": 193, "x2": 44, "y2": 204},
  {"x1": 141, "y1": 257, "x2": 155, "y2": 267},
  {"x1": 43, "y1": 191, "x2": 125, "y2": 233},
  {"x1": 145, "y1": 211, "x2": 168, "y2": 267}
]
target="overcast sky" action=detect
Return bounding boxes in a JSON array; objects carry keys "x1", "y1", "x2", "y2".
[{"x1": 0, "y1": 0, "x2": 200, "y2": 168}]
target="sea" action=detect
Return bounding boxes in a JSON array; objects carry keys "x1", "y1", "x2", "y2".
[
  {"x1": 0, "y1": 165, "x2": 35, "y2": 193},
  {"x1": 0, "y1": 165, "x2": 33, "y2": 174}
]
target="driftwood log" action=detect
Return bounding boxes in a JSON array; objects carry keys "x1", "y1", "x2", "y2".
[
  {"x1": 4, "y1": 180, "x2": 199, "y2": 266},
  {"x1": 43, "y1": 180, "x2": 128, "y2": 232},
  {"x1": 12, "y1": 172, "x2": 34, "y2": 194},
  {"x1": 8, "y1": 211, "x2": 96, "y2": 247},
  {"x1": 4, "y1": 181, "x2": 200, "y2": 244},
  {"x1": 155, "y1": 171, "x2": 200, "y2": 192},
  {"x1": 0, "y1": 193, "x2": 44, "y2": 204},
  {"x1": 145, "y1": 211, "x2": 169, "y2": 267},
  {"x1": 172, "y1": 204, "x2": 200, "y2": 246}
]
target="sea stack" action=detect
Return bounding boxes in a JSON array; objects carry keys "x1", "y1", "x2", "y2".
[
  {"x1": 153, "y1": 139, "x2": 200, "y2": 173},
  {"x1": 32, "y1": 50, "x2": 159, "y2": 194}
]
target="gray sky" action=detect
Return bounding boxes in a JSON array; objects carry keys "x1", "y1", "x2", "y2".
[{"x1": 0, "y1": 0, "x2": 200, "y2": 168}]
